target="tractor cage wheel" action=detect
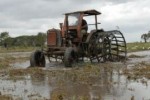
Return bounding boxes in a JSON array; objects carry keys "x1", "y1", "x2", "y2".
[{"x1": 87, "y1": 30, "x2": 127, "y2": 62}]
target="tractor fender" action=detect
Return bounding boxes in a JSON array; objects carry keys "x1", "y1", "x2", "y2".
[{"x1": 85, "y1": 29, "x2": 104, "y2": 43}]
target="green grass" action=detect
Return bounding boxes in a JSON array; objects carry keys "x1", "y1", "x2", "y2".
[
  {"x1": 127, "y1": 42, "x2": 150, "y2": 52},
  {"x1": 0, "y1": 46, "x2": 39, "y2": 53}
]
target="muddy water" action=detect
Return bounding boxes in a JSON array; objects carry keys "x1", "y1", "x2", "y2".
[
  {"x1": 127, "y1": 50, "x2": 150, "y2": 64},
  {"x1": 11, "y1": 60, "x2": 30, "y2": 69},
  {"x1": 0, "y1": 51, "x2": 150, "y2": 100},
  {"x1": 0, "y1": 52, "x2": 31, "y2": 58},
  {"x1": 11, "y1": 59, "x2": 64, "y2": 69},
  {"x1": 0, "y1": 76, "x2": 51, "y2": 100},
  {"x1": 1, "y1": 67, "x2": 150, "y2": 100},
  {"x1": 11, "y1": 50, "x2": 150, "y2": 69}
]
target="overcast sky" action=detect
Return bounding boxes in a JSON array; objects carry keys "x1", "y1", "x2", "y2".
[{"x1": 0, "y1": 0, "x2": 150, "y2": 42}]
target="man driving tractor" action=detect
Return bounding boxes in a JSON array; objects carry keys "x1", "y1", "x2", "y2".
[{"x1": 81, "y1": 19, "x2": 88, "y2": 41}]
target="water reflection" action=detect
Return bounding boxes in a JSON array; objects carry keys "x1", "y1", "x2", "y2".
[
  {"x1": 0, "y1": 73, "x2": 51, "y2": 100},
  {"x1": 48, "y1": 64, "x2": 129, "y2": 100}
]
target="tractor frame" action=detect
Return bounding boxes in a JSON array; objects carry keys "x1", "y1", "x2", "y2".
[{"x1": 30, "y1": 9, "x2": 127, "y2": 67}]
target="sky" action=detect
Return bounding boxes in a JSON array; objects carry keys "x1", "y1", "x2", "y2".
[{"x1": 0, "y1": 0, "x2": 150, "y2": 43}]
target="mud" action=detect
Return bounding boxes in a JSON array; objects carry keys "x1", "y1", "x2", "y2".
[{"x1": 0, "y1": 51, "x2": 150, "y2": 100}]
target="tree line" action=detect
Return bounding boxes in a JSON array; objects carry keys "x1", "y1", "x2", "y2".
[
  {"x1": 0, "y1": 30, "x2": 149, "y2": 48},
  {"x1": 0, "y1": 32, "x2": 47, "y2": 47}
]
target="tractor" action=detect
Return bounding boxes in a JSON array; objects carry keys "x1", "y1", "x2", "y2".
[{"x1": 30, "y1": 9, "x2": 127, "y2": 67}]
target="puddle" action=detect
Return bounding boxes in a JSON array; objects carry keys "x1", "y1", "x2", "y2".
[
  {"x1": 127, "y1": 50, "x2": 150, "y2": 64},
  {"x1": 11, "y1": 61, "x2": 30, "y2": 69},
  {"x1": 1, "y1": 50, "x2": 150, "y2": 99},
  {"x1": 10, "y1": 59, "x2": 65, "y2": 69},
  {"x1": 0, "y1": 76, "x2": 51, "y2": 100},
  {"x1": 128, "y1": 50, "x2": 150, "y2": 57},
  {"x1": 116, "y1": 80, "x2": 150, "y2": 100},
  {"x1": 103, "y1": 75, "x2": 150, "y2": 100}
]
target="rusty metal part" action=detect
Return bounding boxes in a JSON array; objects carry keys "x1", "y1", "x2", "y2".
[{"x1": 87, "y1": 30, "x2": 126, "y2": 62}]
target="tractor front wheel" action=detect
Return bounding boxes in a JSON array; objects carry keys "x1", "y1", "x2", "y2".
[
  {"x1": 64, "y1": 47, "x2": 76, "y2": 67},
  {"x1": 30, "y1": 50, "x2": 45, "y2": 67}
]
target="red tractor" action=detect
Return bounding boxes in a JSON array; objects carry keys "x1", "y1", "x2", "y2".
[{"x1": 30, "y1": 9, "x2": 127, "y2": 67}]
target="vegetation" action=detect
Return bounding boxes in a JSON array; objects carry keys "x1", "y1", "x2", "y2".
[
  {"x1": 0, "y1": 55, "x2": 29, "y2": 69},
  {"x1": 0, "y1": 95, "x2": 13, "y2": 100},
  {"x1": 0, "y1": 32, "x2": 46, "y2": 48},
  {"x1": 0, "y1": 46, "x2": 37, "y2": 53},
  {"x1": 141, "y1": 31, "x2": 150, "y2": 43},
  {"x1": 127, "y1": 42, "x2": 150, "y2": 52},
  {"x1": 0, "y1": 32, "x2": 9, "y2": 41}
]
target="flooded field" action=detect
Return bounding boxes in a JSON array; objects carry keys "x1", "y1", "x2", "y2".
[{"x1": 0, "y1": 51, "x2": 150, "y2": 100}]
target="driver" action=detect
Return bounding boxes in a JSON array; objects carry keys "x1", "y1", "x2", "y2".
[{"x1": 81, "y1": 19, "x2": 88, "y2": 40}]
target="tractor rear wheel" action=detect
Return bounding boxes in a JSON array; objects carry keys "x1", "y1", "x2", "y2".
[
  {"x1": 64, "y1": 47, "x2": 76, "y2": 67},
  {"x1": 30, "y1": 50, "x2": 45, "y2": 67}
]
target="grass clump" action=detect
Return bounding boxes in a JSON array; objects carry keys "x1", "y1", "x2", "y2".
[
  {"x1": 7, "y1": 67, "x2": 45, "y2": 81},
  {"x1": 48, "y1": 63, "x2": 114, "y2": 100},
  {"x1": 123, "y1": 62, "x2": 150, "y2": 80},
  {"x1": 0, "y1": 56, "x2": 13, "y2": 69},
  {"x1": 0, "y1": 55, "x2": 29, "y2": 69}
]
